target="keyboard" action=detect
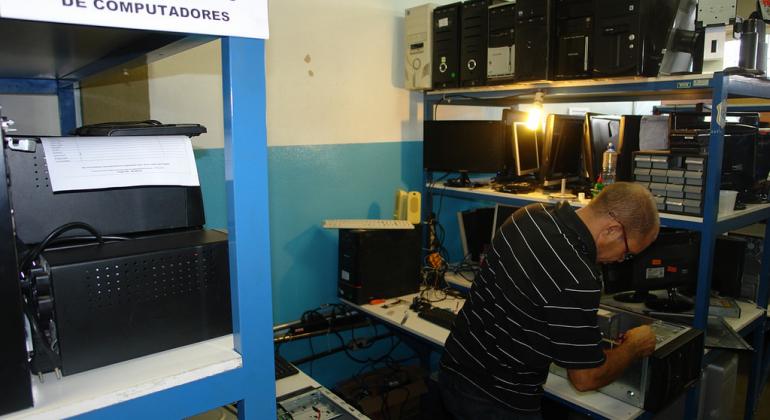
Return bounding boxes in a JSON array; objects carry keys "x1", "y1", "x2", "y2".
[
  {"x1": 275, "y1": 354, "x2": 299, "y2": 380},
  {"x1": 418, "y1": 307, "x2": 457, "y2": 329},
  {"x1": 323, "y1": 219, "x2": 415, "y2": 230}
]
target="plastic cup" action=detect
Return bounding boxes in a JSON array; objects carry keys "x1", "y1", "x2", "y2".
[{"x1": 718, "y1": 190, "x2": 738, "y2": 215}]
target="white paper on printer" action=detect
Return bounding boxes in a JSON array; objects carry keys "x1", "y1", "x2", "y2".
[{"x1": 41, "y1": 136, "x2": 200, "y2": 192}]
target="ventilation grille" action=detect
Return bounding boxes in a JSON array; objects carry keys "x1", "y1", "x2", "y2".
[
  {"x1": 83, "y1": 249, "x2": 220, "y2": 309},
  {"x1": 35, "y1": 154, "x2": 50, "y2": 189}
]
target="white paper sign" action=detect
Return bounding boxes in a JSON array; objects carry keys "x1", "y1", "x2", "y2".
[
  {"x1": 0, "y1": 0, "x2": 268, "y2": 39},
  {"x1": 41, "y1": 136, "x2": 201, "y2": 192}
]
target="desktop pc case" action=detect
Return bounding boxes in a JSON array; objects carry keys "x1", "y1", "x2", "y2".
[
  {"x1": 554, "y1": 0, "x2": 594, "y2": 80},
  {"x1": 515, "y1": 0, "x2": 553, "y2": 82},
  {"x1": 487, "y1": 2, "x2": 516, "y2": 83},
  {"x1": 433, "y1": 3, "x2": 462, "y2": 89},
  {"x1": 338, "y1": 227, "x2": 422, "y2": 305},
  {"x1": 460, "y1": 0, "x2": 490, "y2": 87},
  {"x1": 26, "y1": 229, "x2": 232, "y2": 376},
  {"x1": 593, "y1": 0, "x2": 682, "y2": 77},
  {"x1": 405, "y1": 3, "x2": 436, "y2": 90},
  {"x1": 551, "y1": 306, "x2": 703, "y2": 411},
  {"x1": 4, "y1": 136, "x2": 206, "y2": 245}
]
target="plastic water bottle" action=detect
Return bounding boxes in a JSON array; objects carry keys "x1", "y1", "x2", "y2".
[{"x1": 601, "y1": 143, "x2": 618, "y2": 186}]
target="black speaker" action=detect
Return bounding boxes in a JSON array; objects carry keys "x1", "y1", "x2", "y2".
[
  {"x1": 593, "y1": 0, "x2": 679, "y2": 77},
  {"x1": 554, "y1": 0, "x2": 594, "y2": 80},
  {"x1": 433, "y1": 2, "x2": 462, "y2": 89},
  {"x1": 515, "y1": 0, "x2": 553, "y2": 82},
  {"x1": 460, "y1": 0, "x2": 489, "y2": 87},
  {"x1": 338, "y1": 227, "x2": 422, "y2": 304}
]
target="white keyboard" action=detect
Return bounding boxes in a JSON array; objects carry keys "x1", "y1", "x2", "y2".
[{"x1": 322, "y1": 219, "x2": 415, "y2": 230}]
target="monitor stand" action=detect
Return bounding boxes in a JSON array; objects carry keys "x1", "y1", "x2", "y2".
[
  {"x1": 444, "y1": 171, "x2": 489, "y2": 188},
  {"x1": 445, "y1": 171, "x2": 473, "y2": 188},
  {"x1": 614, "y1": 290, "x2": 655, "y2": 304},
  {"x1": 644, "y1": 288, "x2": 693, "y2": 313}
]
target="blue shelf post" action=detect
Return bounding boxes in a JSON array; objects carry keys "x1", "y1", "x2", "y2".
[
  {"x1": 745, "y1": 221, "x2": 770, "y2": 419},
  {"x1": 57, "y1": 80, "x2": 77, "y2": 135},
  {"x1": 221, "y1": 37, "x2": 276, "y2": 419}
]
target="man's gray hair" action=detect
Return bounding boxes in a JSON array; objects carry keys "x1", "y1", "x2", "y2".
[{"x1": 587, "y1": 182, "x2": 659, "y2": 239}]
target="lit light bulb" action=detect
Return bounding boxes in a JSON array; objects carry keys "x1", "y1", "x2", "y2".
[
  {"x1": 526, "y1": 91, "x2": 545, "y2": 130},
  {"x1": 526, "y1": 107, "x2": 542, "y2": 130}
]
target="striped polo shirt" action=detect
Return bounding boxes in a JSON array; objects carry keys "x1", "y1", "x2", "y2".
[{"x1": 440, "y1": 201, "x2": 606, "y2": 413}]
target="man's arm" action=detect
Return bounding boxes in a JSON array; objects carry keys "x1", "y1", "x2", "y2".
[{"x1": 567, "y1": 325, "x2": 656, "y2": 392}]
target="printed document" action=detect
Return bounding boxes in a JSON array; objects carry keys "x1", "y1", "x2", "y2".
[{"x1": 41, "y1": 136, "x2": 200, "y2": 192}]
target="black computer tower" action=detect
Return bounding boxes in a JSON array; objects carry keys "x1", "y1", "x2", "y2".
[
  {"x1": 593, "y1": 0, "x2": 679, "y2": 77},
  {"x1": 460, "y1": 0, "x2": 490, "y2": 87},
  {"x1": 487, "y1": 2, "x2": 517, "y2": 84},
  {"x1": 554, "y1": 0, "x2": 594, "y2": 80},
  {"x1": 515, "y1": 0, "x2": 553, "y2": 82},
  {"x1": 433, "y1": 3, "x2": 462, "y2": 89},
  {"x1": 338, "y1": 227, "x2": 422, "y2": 305},
  {"x1": 617, "y1": 115, "x2": 642, "y2": 182},
  {"x1": 27, "y1": 230, "x2": 232, "y2": 376},
  {"x1": 0, "y1": 139, "x2": 32, "y2": 415}
]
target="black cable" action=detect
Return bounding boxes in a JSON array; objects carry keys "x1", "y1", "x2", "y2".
[{"x1": 20, "y1": 222, "x2": 103, "y2": 272}]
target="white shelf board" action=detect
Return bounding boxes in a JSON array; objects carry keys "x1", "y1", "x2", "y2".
[
  {"x1": 3, "y1": 335, "x2": 241, "y2": 420},
  {"x1": 427, "y1": 184, "x2": 770, "y2": 227},
  {"x1": 343, "y1": 291, "x2": 644, "y2": 420}
]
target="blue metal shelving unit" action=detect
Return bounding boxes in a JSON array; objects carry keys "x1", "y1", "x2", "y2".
[
  {"x1": 0, "y1": 20, "x2": 274, "y2": 420},
  {"x1": 423, "y1": 73, "x2": 770, "y2": 420}
]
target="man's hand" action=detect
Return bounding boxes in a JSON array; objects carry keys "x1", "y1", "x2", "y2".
[{"x1": 622, "y1": 325, "x2": 656, "y2": 359}]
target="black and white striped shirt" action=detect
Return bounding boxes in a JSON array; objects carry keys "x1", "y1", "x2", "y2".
[{"x1": 440, "y1": 202, "x2": 605, "y2": 413}]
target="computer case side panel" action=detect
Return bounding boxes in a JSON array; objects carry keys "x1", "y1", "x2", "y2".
[
  {"x1": 0, "y1": 139, "x2": 33, "y2": 415},
  {"x1": 44, "y1": 230, "x2": 233, "y2": 376}
]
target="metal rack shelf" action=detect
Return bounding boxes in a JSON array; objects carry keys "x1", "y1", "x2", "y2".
[
  {"x1": 423, "y1": 72, "x2": 770, "y2": 420},
  {"x1": 0, "y1": 18, "x2": 274, "y2": 420}
]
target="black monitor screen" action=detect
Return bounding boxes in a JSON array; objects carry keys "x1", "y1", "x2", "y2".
[
  {"x1": 541, "y1": 115, "x2": 584, "y2": 186},
  {"x1": 584, "y1": 114, "x2": 620, "y2": 182},
  {"x1": 491, "y1": 204, "x2": 520, "y2": 241},
  {"x1": 423, "y1": 120, "x2": 507, "y2": 173},
  {"x1": 513, "y1": 122, "x2": 539, "y2": 175},
  {"x1": 458, "y1": 207, "x2": 495, "y2": 263}
]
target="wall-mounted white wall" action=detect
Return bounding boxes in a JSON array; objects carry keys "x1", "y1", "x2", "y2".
[
  {"x1": 265, "y1": 0, "x2": 442, "y2": 147},
  {"x1": 147, "y1": 40, "x2": 224, "y2": 150}
]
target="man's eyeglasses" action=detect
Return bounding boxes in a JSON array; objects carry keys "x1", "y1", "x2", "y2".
[{"x1": 608, "y1": 212, "x2": 634, "y2": 261}]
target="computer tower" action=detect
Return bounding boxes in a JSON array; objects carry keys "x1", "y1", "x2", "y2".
[
  {"x1": 405, "y1": 3, "x2": 436, "y2": 90},
  {"x1": 460, "y1": 0, "x2": 490, "y2": 87},
  {"x1": 617, "y1": 115, "x2": 641, "y2": 182},
  {"x1": 554, "y1": 0, "x2": 594, "y2": 80},
  {"x1": 515, "y1": 0, "x2": 553, "y2": 82},
  {"x1": 338, "y1": 227, "x2": 422, "y2": 305},
  {"x1": 593, "y1": 0, "x2": 680, "y2": 77},
  {"x1": 487, "y1": 1, "x2": 516, "y2": 83},
  {"x1": 433, "y1": 3, "x2": 462, "y2": 89},
  {"x1": 25, "y1": 230, "x2": 232, "y2": 376}
]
